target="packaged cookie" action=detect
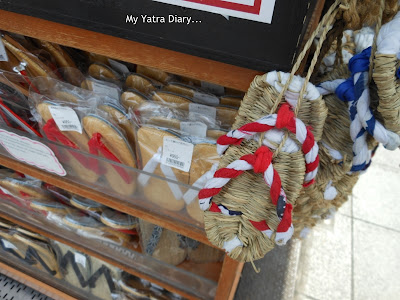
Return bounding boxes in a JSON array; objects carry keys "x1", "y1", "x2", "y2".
[
  {"x1": 100, "y1": 208, "x2": 138, "y2": 231},
  {"x1": 163, "y1": 82, "x2": 220, "y2": 106},
  {"x1": 137, "y1": 126, "x2": 188, "y2": 211},
  {"x1": 34, "y1": 100, "x2": 100, "y2": 184},
  {"x1": 125, "y1": 73, "x2": 162, "y2": 95},
  {"x1": 70, "y1": 195, "x2": 106, "y2": 212},
  {"x1": 82, "y1": 112, "x2": 137, "y2": 196},
  {"x1": 81, "y1": 76, "x2": 121, "y2": 102},
  {"x1": 88, "y1": 62, "x2": 122, "y2": 84},
  {"x1": 120, "y1": 89, "x2": 150, "y2": 112},
  {"x1": 0, "y1": 34, "x2": 57, "y2": 79},
  {"x1": 138, "y1": 219, "x2": 187, "y2": 266},
  {"x1": 98, "y1": 102, "x2": 138, "y2": 160},
  {"x1": 14, "y1": 232, "x2": 61, "y2": 278},
  {"x1": 183, "y1": 142, "x2": 219, "y2": 225},
  {"x1": 62, "y1": 212, "x2": 131, "y2": 246},
  {"x1": 136, "y1": 65, "x2": 172, "y2": 84},
  {"x1": 52, "y1": 240, "x2": 93, "y2": 293},
  {"x1": 34, "y1": 40, "x2": 84, "y2": 86},
  {"x1": 0, "y1": 72, "x2": 41, "y2": 135}
]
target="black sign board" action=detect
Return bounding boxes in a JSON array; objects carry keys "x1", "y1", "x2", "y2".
[{"x1": 0, "y1": 0, "x2": 318, "y2": 71}]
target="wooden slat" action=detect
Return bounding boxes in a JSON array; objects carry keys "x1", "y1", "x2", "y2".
[
  {"x1": 0, "y1": 209, "x2": 216, "y2": 300},
  {"x1": 0, "y1": 154, "x2": 211, "y2": 246},
  {"x1": 0, "y1": 261, "x2": 77, "y2": 300},
  {"x1": 0, "y1": 9, "x2": 261, "y2": 92},
  {"x1": 215, "y1": 256, "x2": 244, "y2": 300}
]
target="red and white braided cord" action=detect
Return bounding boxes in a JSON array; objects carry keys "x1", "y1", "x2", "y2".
[
  {"x1": 217, "y1": 104, "x2": 319, "y2": 186},
  {"x1": 199, "y1": 146, "x2": 294, "y2": 246}
]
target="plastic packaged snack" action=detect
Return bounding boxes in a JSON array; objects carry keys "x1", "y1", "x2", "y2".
[
  {"x1": 163, "y1": 82, "x2": 220, "y2": 106},
  {"x1": 137, "y1": 126, "x2": 188, "y2": 211},
  {"x1": 82, "y1": 111, "x2": 137, "y2": 196},
  {"x1": 100, "y1": 209, "x2": 138, "y2": 231},
  {"x1": 33, "y1": 100, "x2": 100, "y2": 183},
  {"x1": 138, "y1": 219, "x2": 187, "y2": 266},
  {"x1": 98, "y1": 102, "x2": 138, "y2": 159},
  {"x1": 0, "y1": 34, "x2": 57, "y2": 79},
  {"x1": 61, "y1": 211, "x2": 132, "y2": 246},
  {"x1": 219, "y1": 95, "x2": 242, "y2": 108},
  {"x1": 81, "y1": 76, "x2": 122, "y2": 101},
  {"x1": 0, "y1": 72, "x2": 41, "y2": 135},
  {"x1": 34, "y1": 40, "x2": 84, "y2": 86},
  {"x1": 136, "y1": 65, "x2": 172, "y2": 84},
  {"x1": 13, "y1": 232, "x2": 61, "y2": 278},
  {"x1": 183, "y1": 142, "x2": 219, "y2": 224},
  {"x1": 120, "y1": 89, "x2": 150, "y2": 112},
  {"x1": 88, "y1": 62, "x2": 122, "y2": 84},
  {"x1": 125, "y1": 73, "x2": 162, "y2": 95},
  {"x1": 70, "y1": 195, "x2": 106, "y2": 212},
  {"x1": 53, "y1": 240, "x2": 122, "y2": 300}
]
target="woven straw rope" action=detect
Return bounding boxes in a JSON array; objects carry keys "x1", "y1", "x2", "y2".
[{"x1": 203, "y1": 1, "x2": 343, "y2": 262}]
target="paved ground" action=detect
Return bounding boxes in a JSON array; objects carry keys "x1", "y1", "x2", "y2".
[{"x1": 235, "y1": 146, "x2": 400, "y2": 300}]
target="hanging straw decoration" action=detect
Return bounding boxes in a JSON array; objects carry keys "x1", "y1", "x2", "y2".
[
  {"x1": 373, "y1": 9, "x2": 400, "y2": 136},
  {"x1": 197, "y1": 1, "x2": 350, "y2": 262}
]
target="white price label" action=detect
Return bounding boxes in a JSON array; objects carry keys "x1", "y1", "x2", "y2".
[
  {"x1": 0, "y1": 39, "x2": 9, "y2": 62},
  {"x1": 0, "y1": 129, "x2": 66, "y2": 176},
  {"x1": 161, "y1": 137, "x2": 194, "y2": 172},
  {"x1": 108, "y1": 59, "x2": 130, "y2": 76},
  {"x1": 91, "y1": 81, "x2": 120, "y2": 100},
  {"x1": 201, "y1": 81, "x2": 225, "y2": 96},
  {"x1": 193, "y1": 91, "x2": 219, "y2": 106},
  {"x1": 180, "y1": 122, "x2": 207, "y2": 138},
  {"x1": 2, "y1": 240, "x2": 17, "y2": 250},
  {"x1": 48, "y1": 106, "x2": 82, "y2": 134},
  {"x1": 189, "y1": 103, "x2": 217, "y2": 122},
  {"x1": 75, "y1": 252, "x2": 87, "y2": 268}
]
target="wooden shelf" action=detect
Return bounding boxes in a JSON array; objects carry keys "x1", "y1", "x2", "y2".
[
  {"x1": 0, "y1": 260, "x2": 77, "y2": 300},
  {"x1": 0, "y1": 9, "x2": 261, "y2": 92},
  {"x1": 0, "y1": 203, "x2": 222, "y2": 300},
  {"x1": 0, "y1": 153, "x2": 212, "y2": 247}
]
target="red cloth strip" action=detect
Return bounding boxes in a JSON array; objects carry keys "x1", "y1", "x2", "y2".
[
  {"x1": 277, "y1": 203, "x2": 293, "y2": 233},
  {"x1": 249, "y1": 219, "x2": 270, "y2": 231},
  {"x1": 88, "y1": 133, "x2": 132, "y2": 184}
]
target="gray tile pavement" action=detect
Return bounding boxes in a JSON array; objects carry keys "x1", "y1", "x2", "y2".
[{"x1": 235, "y1": 146, "x2": 400, "y2": 300}]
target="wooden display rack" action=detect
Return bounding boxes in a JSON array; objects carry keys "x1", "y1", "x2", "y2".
[{"x1": 0, "y1": 2, "x2": 325, "y2": 299}]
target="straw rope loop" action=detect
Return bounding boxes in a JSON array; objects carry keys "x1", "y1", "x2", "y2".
[
  {"x1": 199, "y1": 145, "x2": 294, "y2": 249},
  {"x1": 217, "y1": 104, "x2": 319, "y2": 186}
]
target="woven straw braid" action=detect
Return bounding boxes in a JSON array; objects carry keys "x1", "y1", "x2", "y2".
[{"x1": 202, "y1": 1, "x2": 346, "y2": 262}]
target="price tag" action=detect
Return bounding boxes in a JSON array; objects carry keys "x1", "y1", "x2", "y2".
[
  {"x1": 91, "y1": 81, "x2": 120, "y2": 100},
  {"x1": 75, "y1": 252, "x2": 87, "y2": 268},
  {"x1": 201, "y1": 81, "x2": 225, "y2": 96},
  {"x1": 0, "y1": 39, "x2": 8, "y2": 62},
  {"x1": 180, "y1": 122, "x2": 207, "y2": 137},
  {"x1": 193, "y1": 91, "x2": 219, "y2": 106},
  {"x1": 189, "y1": 103, "x2": 216, "y2": 122},
  {"x1": 161, "y1": 137, "x2": 194, "y2": 172},
  {"x1": 108, "y1": 59, "x2": 130, "y2": 76},
  {"x1": 48, "y1": 106, "x2": 82, "y2": 134},
  {"x1": 2, "y1": 239, "x2": 17, "y2": 250}
]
